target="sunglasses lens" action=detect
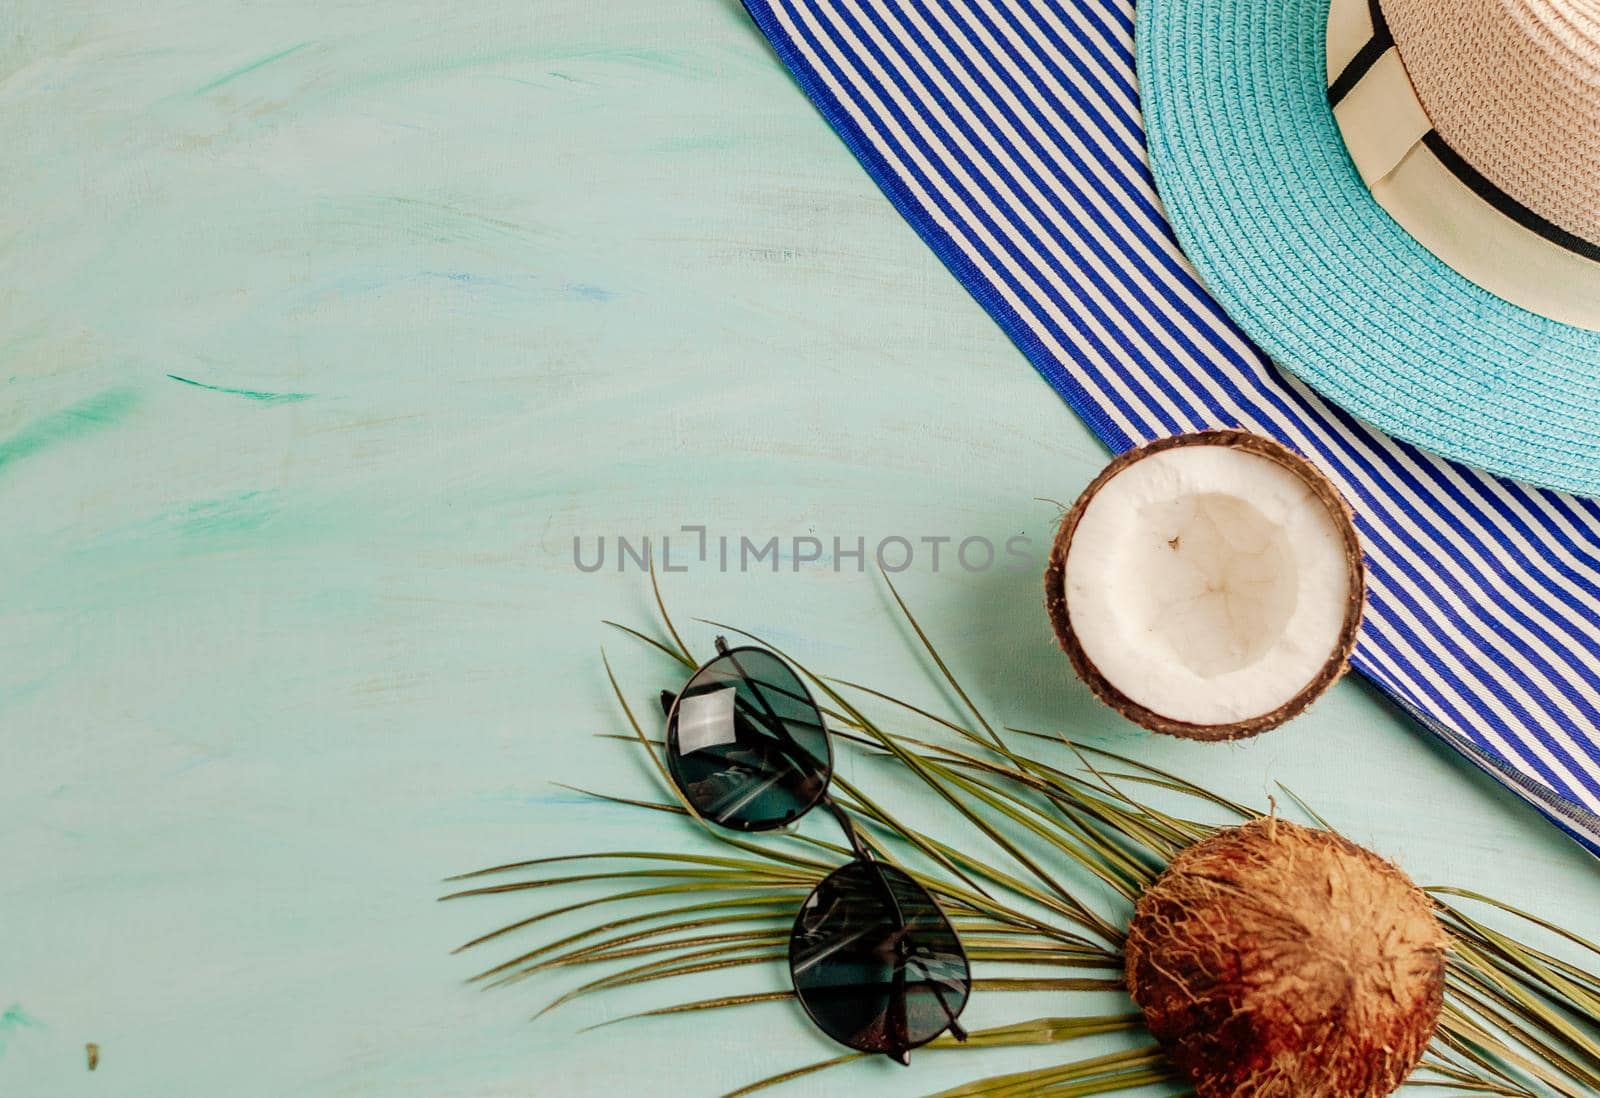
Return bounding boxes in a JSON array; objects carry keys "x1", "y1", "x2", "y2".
[
  {"x1": 789, "y1": 861, "x2": 970, "y2": 1055},
  {"x1": 665, "y1": 647, "x2": 831, "y2": 830}
]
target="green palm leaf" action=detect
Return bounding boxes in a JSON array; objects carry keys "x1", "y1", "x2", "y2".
[{"x1": 444, "y1": 581, "x2": 1600, "y2": 1097}]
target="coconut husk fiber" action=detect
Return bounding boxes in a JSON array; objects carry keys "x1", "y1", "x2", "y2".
[{"x1": 1124, "y1": 817, "x2": 1447, "y2": 1098}]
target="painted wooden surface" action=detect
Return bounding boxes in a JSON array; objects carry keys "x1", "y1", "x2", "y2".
[{"x1": 2, "y1": 1, "x2": 1595, "y2": 1095}]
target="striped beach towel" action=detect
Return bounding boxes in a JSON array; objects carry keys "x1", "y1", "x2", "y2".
[{"x1": 742, "y1": 0, "x2": 1600, "y2": 855}]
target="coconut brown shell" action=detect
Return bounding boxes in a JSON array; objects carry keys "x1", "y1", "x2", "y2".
[
  {"x1": 1125, "y1": 819, "x2": 1447, "y2": 1098},
  {"x1": 1045, "y1": 430, "x2": 1366, "y2": 741}
]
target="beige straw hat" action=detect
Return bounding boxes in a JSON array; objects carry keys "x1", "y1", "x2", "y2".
[
  {"x1": 1140, "y1": 0, "x2": 1600, "y2": 493},
  {"x1": 1328, "y1": 0, "x2": 1600, "y2": 328}
]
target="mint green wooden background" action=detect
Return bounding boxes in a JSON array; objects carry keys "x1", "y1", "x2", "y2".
[{"x1": 3, "y1": 1, "x2": 1595, "y2": 1094}]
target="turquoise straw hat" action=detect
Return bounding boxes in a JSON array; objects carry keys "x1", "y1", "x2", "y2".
[{"x1": 1138, "y1": 0, "x2": 1600, "y2": 496}]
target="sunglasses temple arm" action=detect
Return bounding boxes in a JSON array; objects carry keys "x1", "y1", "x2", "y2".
[
  {"x1": 822, "y1": 795, "x2": 921, "y2": 1065},
  {"x1": 823, "y1": 797, "x2": 970, "y2": 1050},
  {"x1": 718, "y1": 647, "x2": 793, "y2": 735},
  {"x1": 821, "y1": 795, "x2": 913, "y2": 935},
  {"x1": 933, "y1": 988, "x2": 968, "y2": 1042}
]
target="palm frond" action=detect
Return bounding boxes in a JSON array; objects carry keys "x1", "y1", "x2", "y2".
[{"x1": 445, "y1": 588, "x2": 1600, "y2": 1097}]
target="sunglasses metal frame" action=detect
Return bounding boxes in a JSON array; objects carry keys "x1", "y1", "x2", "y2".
[
  {"x1": 660, "y1": 640, "x2": 835, "y2": 833},
  {"x1": 659, "y1": 636, "x2": 970, "y2": 1064}
]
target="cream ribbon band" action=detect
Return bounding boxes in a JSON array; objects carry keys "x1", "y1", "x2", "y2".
[{"x1": 1326, "y1": 0, "x2": 1600, "y2": 331}]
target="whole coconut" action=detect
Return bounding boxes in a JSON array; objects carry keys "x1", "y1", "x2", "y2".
[{"x1": 1125, "y1": 818, "x2": 1446, "y2": 1098}]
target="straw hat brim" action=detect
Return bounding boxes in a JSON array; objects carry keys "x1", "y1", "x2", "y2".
[{"x1": 1139, "y1": 0, "x2": 1600, "y2": 496}]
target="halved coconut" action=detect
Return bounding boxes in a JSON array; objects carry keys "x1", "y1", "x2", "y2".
[{"x1": 1045, "y1": 430, "x2": 1364, "y2": 740}]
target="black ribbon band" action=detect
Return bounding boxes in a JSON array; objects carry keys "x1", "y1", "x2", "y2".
[
  {"x1": 1327, "y1": 0, "x2": 1393, "y2": 108},
  {"x1": 1327, "y1": 0, "x2": 1600, "y2": 262}
]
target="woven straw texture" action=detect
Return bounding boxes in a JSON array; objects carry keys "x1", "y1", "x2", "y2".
[
  {"x1": 1384, "y1": 0, "x2": 1600, "y2": 246},
  {"x1": 1139, "y1": 0, "x2": 1600, "y2": 494}
]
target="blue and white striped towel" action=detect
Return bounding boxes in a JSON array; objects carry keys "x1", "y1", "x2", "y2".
[{"x1": 743, "y1": 0, "x2": 1600, "y2": 856}]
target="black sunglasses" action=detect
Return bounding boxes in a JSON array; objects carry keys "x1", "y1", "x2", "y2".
[{"x1": 659, "y1": 637, "x2": 971, "y2": 1064}]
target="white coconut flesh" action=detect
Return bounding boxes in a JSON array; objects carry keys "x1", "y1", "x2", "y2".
[{"x1": 1062, "y1": 444, "x2": 1352, "y2": 727}]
